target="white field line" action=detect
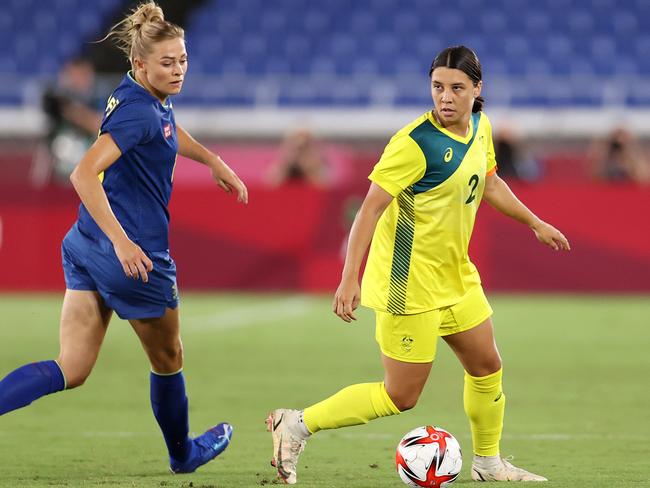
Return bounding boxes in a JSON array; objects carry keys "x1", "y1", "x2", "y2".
[{"x1": 181, "y1": 296, "x2": 321, "y2": 332}]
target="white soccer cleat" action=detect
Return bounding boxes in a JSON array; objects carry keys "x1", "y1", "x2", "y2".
[
  {"x1": 472, "y1": 457, "x2": 548, "y2": 482},
  {"x1": 265, "y1": 409, "x2": 307, "y2": 485}
]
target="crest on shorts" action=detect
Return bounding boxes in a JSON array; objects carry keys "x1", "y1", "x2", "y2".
[
  {"x1": 171, "y1": 282, "x2": 179, "y2": 300},
  {"x1": 401, "y1": 335, "x2": 414, "y2": 352}
]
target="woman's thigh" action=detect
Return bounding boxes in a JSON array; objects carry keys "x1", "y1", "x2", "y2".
[{"x1": 58, "y1": 289, "x2": 113, "y2": 387}]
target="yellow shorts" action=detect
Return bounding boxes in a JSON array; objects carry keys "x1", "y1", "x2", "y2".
[{"x1": 375, "y1": 285, "x2": 493, "y2": 364}]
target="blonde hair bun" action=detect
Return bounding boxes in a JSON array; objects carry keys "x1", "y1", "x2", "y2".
[
  {"x1": 100, "y1": 2, "x2": 184, "y2": 66},
  {"x1": 128, "y1": 2, "x2": 165, "y2": 30}
]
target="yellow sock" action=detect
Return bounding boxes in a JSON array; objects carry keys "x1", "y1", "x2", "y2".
[
  {"x1": 464, "y1": 369, "x2": 505, "y2": 456},
  {"x1": 303, "y1": 382, "x2": 401, "y2": 434}
]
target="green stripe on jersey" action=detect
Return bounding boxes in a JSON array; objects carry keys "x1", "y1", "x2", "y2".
[
  {"x1": 410, "y1": 112, "x2": 480, "y2": 194},
  {"x1": 387, "y1": 186, "x2": 416, "y2": 314}
]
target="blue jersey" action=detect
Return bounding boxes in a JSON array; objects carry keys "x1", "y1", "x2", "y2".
[{"x1": 77, "y1": 72, "x2": 178, "y2": 251}]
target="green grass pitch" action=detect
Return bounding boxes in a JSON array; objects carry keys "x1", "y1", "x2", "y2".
[{"x1": 0, "y1": 293, "x2": 648, "y2": 487}]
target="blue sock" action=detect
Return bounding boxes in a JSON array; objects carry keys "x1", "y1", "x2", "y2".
[
  {"x1": 0, "y1": 360, "x2": 66, "y2": 416},
  {"x1": 150, "y1": 370, "x2": 192, "y2": 462}
]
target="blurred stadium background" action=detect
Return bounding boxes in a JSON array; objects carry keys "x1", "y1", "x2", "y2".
[
  {"x1": 0, "y1": 0, "x2": 649, "y2": 292},
  {"x1": 0, "y1": 1, "x2": 649, "y2": 487}
]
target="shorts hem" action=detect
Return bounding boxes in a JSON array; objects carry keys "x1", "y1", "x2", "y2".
[
  {"x1": 379, "y1": 346, "x2": 435, "y2": 364},
  {"x1": 438, "y1": 308, "x2": 493, "y2": 337},
  {"x1": 114, "y1": 305, "x2": 174, "y2": 321},
  {"x1": 66, "y1": 285, "x2": 98, "y2": 292}
]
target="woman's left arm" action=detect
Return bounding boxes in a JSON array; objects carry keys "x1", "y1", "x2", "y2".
[
  {"x1": 483, "y1": 173, "x2": 570, "y2": 251},
  {"x1": 177, "y1": 124, "x2": 248, "y2": 204}
]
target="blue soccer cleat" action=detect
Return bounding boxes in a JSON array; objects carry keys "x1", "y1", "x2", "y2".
[{"x1": 170, "y1": 422, "x2": 233, "y2": 474}]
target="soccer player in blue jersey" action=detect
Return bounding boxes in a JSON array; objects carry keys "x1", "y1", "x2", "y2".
[{"x1": 0, "y1": 2, "x2": 247, "y2": 474}]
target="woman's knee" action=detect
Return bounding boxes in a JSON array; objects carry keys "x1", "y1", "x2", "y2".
[
  {"x1": 150, "y1": 340, "x2": 184, "y2": 373},
  {"x1": 386, "y1": 386, "x2": 421, "y2": 412},
  {"x1": 466, "y1": 356, "x2": 502, "y2": 377},
  {"x1": 56, "y1": 358, "x2": 92, "y2": 389},
  {"x1": 381, "y1": 355, "x2": 431, "y2": 412}
]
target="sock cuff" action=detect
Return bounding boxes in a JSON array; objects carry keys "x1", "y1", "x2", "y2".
[
  {"x1": 464, "y1": 368, "x2": 503, "y2": 392},
  {"x1": 52, "y1": 360, "x2": 67, "y2": 390},
  {"x1": 151, "y1": 368, "x2": 183, "y2": 377},
  {"x1": 372, "y1": 382, "x2": 401, "y2": 416},
  {"x1": 39, "y1": 360, "x2": 66, "y2": 393},
  {"x1": 302, "y1": 407, "x2": 318, "y2": 434},
  {"x1": 296, "y1": 410, "x2": 313, "y2": 436},
  {"x1": 150, "y1": 369, "x2": 186, "y2": 403}
]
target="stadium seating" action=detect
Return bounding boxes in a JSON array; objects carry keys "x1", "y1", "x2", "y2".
[
  {"x1": 178, "y1": 0, "x2": 650, "y2": 106},
  {"x1": 0, "y1": 0, "x2": 122, "y2": 104},
  {"x1": 1, "y1": 0, "x2": 648, "y2": 106}
]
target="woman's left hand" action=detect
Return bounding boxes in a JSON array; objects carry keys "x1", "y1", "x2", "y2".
[
  {"x1": 531, "y1": 220, "x2": 571, "y2": 251},
  {"x1": 210, "y1": 158, "x2": 248, "y2": 204}
]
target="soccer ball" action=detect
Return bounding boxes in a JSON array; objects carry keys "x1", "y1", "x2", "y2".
[{"x1": 396, "y1": 426, "x2": 462, "y2": 487}]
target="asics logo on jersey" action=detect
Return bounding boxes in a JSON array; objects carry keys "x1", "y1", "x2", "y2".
[{"x1": 444, "y1": 147, "x2": 453, "y2": 163}]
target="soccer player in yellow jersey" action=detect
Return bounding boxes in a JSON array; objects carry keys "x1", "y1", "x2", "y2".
[{"x1": 267, "y1": 46, "x2": 570, "y2": 485}]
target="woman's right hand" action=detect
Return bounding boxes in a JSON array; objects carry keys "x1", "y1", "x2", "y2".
[
  {"x1": 113, "y1": 237, "x2": 154, "y2": 283},
  {"x1": 332, "y1": 277, "x2": 361, "y2": 323},
  {"x1": 331, "y1": 184, "x2": 393, "y2": 323}
]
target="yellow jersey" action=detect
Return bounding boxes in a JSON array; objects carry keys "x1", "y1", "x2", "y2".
[{"x1": 361, "y1": 110, "x2": 497, "y2": 314}]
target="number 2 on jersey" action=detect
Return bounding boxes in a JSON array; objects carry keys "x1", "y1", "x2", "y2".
[{"x1": 465, "y1": 174, "x2": 479, "y2": 204}]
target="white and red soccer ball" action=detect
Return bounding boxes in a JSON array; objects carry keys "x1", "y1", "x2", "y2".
[{"x1": 396, "y1": 426, "x2": 462, "y2": 487}]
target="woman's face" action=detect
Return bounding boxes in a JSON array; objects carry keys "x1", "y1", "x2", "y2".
[
  {"x1": 430, "y1": 67, "x2": 481, "y2": 125},
  {"x1": 136, "y1": 37, "x2": 187, "y2": 99}
]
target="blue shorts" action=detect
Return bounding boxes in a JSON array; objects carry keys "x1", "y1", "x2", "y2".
[{"x1": 61, "y1": 224, "x2": 179, "y2": 320}]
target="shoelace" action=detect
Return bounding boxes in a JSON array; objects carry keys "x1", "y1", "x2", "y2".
[
  {"x1": 196, "y1": 431, "x2": 224, "y2": 451},
  {"x1": 282, "y1": 436, "x2": 305, "y2": 468},
  {"x1": 501, "y1": 455, "x2": 526, "y2": 473},
  {"x1": 500, "y1": 456, "x2": 543, "y2": 480}
]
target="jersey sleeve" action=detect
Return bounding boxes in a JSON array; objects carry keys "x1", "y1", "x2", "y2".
[
  {"x1": 368, "y1": 133, "x2": 426, "y2": 197},
  {"x1": 100, "y1": 101, "x2": 157, "y2": 154},
  {"x1": 483, "y1": 114, "x2": 498, "y2": 176}
]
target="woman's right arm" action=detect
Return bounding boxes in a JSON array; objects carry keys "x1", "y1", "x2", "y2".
[
  {"x1": 69, "y1": 133, "x2": 153, "y2": 282},
  {"x1": 333, "y1": 183, "x2": 394, "y2": 322}
]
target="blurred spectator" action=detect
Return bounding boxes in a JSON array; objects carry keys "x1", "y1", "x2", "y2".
[
  {"x1": 33, "y1": 57, "x2": 103, "y2": 185},
  {"x1": 493, "y1": 126, "x2": 541, "y2": 182},
  {"x1": 588, "y1": 127, "x2": 650, "y2": 184},
  {"x1": 265, "y1": 129, "x2": 330, "y2": 187}
]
